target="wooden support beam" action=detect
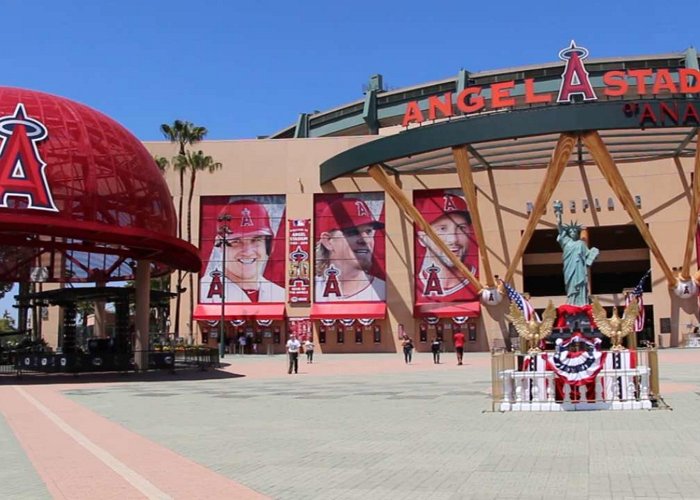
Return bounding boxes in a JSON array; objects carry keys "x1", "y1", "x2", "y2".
[
  {"x1": 367, "y1": 164, "x2": 484, "y2": 293},
  {"x1": 581, "y1": 131, "x2": 676, "y2": 287},
  {"x1": 453, "y1": 145, "x2": 495, "y2": 287},
  {"x1": 681, "y1": 133, "x2": 700, "y2": 280},
  {"x1": 504, "y1": 133, "x2": 577, "y2": 283}
]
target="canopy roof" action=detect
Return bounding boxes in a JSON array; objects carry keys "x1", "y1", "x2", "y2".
[
  {"x1": 0, "y1": 87, "x2": 201, "y2": 283},
  {"x1": 321, "y1": 99, "x2": 699, "y2": 183}
]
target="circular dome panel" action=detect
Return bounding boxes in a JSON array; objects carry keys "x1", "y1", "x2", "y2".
[{"x1": 0, "y1": 87, "x2": 201, "y2": 282}]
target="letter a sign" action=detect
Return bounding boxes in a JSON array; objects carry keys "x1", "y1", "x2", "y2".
[{"x1": 0, "y1": 103, "x2": 57, "y2": 212}]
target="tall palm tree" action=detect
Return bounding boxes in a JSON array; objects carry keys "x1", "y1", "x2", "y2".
[
  {"x1": 180, "y1": 151, "x2": 222, "y2": 336},
  {"x1": 160, "y1": 121, "x2": 207, "y2": 339}
]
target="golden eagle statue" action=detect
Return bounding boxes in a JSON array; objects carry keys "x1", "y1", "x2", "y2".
[
  {"x1": 506, "y1": 300, "x2": 557, "y2": 353},
  {"x1": 591, "y1": 296, "x2": 639, "y2": 351}
]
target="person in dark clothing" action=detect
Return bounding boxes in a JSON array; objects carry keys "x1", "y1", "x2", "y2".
[
  {"x1": 401, "y1": 334, "x2": 414, "y2": 364},
  {"x1": 431, "y1": 336, "x2": 442, "y2": 364}
]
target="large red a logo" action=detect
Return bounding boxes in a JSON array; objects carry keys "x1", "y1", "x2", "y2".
[
  {"x1": 0, "y1": 103, "x2": 57, "y2": 212},
  {"x1": 557, "y1": 41, "x2": 597, "y2": 103}
]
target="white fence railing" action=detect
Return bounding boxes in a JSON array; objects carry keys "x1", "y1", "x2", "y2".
[{"x1": 498, "y1": 352, "x2": 652, "y2": 411}]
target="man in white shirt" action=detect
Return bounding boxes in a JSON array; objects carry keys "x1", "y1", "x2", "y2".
[
  {"x1": 286, "y1": 333, "x2": 301, "y2": 374},
  {"x1": 201, "y1": 199, "x2": 285, "y2": 304},
  {"x1": 315, "y1": 197, "x2": 385, "y2": 302}
]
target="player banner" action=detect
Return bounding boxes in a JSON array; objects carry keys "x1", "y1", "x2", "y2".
[
  {"x1": 288, "y1": 317, "x2": 312, "y2": 341},
  {"x1": 288, "y1": 218, "x2": 311, "y2": 303},
  {"x1": 314, "y1": 193, "x2": 386, "y2": 302},
  {"x1": 199, "y1": 195, "x2": 286, "y2": 304},
  {"x1": 414, "y1": 189, "x2": 479, "y2": 307}
]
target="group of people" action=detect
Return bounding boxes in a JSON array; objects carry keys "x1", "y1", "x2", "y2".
[
  {"x1": 400, "y1": 329, "x2": 466, "y2": 365},
  {"x1": 285, "y1": 333, "x2": 315, "y2": 374}
]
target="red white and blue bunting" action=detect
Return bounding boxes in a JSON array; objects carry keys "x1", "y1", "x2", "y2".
[
  {"x1": 320, "y1": 319, "x2": 336, "y2": 327},
  {"x1": 357, "y1": 318, "x2": 375, "y2": 326},
  {"x1": 543, "y1": 334, "x2": 606, "y2": 385},
  {"x1": 425, "y1": 316, "x2": 440, "y2": 326}
]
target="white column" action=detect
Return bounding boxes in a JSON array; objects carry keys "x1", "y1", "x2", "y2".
[{"x1": 134, "y1": 260, "x2": 151, "y2": 371}]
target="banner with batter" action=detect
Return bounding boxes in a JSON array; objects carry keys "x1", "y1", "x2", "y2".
[
  {"x1": 413, "y1": 189, "x2": 479, "y2": 306},
  {"x1": 288, "y1": 218, "x2": 311, "y2": 303},
  {"x1": 314, "y1": 193, "x2": 386, "y2": 302},
  {"x1": 199, "y1": 195, "x2": 286, "y2": 304}
]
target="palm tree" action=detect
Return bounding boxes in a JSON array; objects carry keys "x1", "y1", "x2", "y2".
[
  {"x1": 180, "y1": 151, "x2": 222, "y2": 336},
  {"x1": 154, "y1": 155, "x2": 169, "y2": 173},
  {"x1": 160, "y1": 121, "x2": 208, "y2": 339}
]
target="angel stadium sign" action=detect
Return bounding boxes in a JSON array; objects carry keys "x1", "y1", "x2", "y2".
[{"x1": 402, "y1": 41, "x2": 700, "y2": 127}]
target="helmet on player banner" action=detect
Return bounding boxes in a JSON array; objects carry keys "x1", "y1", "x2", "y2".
[
  {"x1": 316, "y1": 197, "x2": 384, "y2": 237},
  {"x1": 218, "y1": 199, "x2": 273, "y2": 237},
  {"x1": 414, "y1": 193, "x2": 472, "y2": 226}
]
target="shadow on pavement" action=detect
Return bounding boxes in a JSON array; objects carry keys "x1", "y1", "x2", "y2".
[{"x1": 0, "y1": 365, "x2": 244, "y2": 385}]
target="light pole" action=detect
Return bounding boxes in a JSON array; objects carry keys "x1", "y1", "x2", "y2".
[{"x1": 216, "y1": 213, "x2": 232, "y2": 359}]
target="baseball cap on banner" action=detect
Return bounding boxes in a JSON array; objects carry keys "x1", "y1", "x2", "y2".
[
  {"x1": 218, "y1": 200, "x2": 273, "y2": 238},
  {"x1": 414, "y1": 193, "x2": 471, "y2": 226},
  {"x1": 316, "y1": 197, "x2": 384, "y2": 237}
]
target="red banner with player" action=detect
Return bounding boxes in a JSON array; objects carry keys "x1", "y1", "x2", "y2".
[
  {"x1": 288, "y1": 317, "x2": 312, "y2": 341},
  {"x1": 314, "y1": 193, "x2": 386, "y2": 303},
  {"x1": 199, "y1": 195, "x2": 286, "y2": 304},
  {"x1": 413, "y1": 189, "x2": 480, "y2": 308},
  {"x1": 288, "y1": 218, "x2": 311, "y2": 303}
]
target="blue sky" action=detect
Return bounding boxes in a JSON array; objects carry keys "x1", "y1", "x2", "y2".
[{"x1": 1, "y1": 0, "x2": 698, "y2": 320}]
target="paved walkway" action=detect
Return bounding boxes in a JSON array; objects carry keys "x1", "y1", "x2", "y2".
[{"x1": 1, "y1": 348, "x2": 700, "y2": 499}]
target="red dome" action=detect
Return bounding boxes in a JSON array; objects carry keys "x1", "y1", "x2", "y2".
[{"x1": 0, "y1": 87, "x2": 200, "y2": 282}]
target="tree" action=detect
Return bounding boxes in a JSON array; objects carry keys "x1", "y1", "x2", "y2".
[
  {"x1": 0, "y1": 282, "x2": 12, "y2": 300},
  {"x1": 0, "y1": 310, "x2": 15, "y2": 333},
  {"x1": 180, "y1": 151, "x2": 222, "y2": 335},
  {"x1": 159, "y1": 121, "x2": 208, "y2": 339}
]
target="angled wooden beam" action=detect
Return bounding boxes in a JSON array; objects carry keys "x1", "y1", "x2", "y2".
[
  {"x1": 581, "y1": 131, "x2": 676, "y2": 286},
  {"x1": 367, "y1": 164, "x2": 484, "y2": 292},
  {"x1": 453, "y1": 145, "x2": 495, "y2": 287},
  {"x1": 682, "y1": 133, "x2": 700, "y2": 280},
  {"x1": 504, "y1": 133, "x2": 577, "y2": 283}
]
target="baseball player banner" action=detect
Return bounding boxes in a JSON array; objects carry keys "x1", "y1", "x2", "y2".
[
  {"x1": 314, "y1": 193, "x2": 386, "y2": 302},
  {"x1": 288, "y1": 218, "x2": 311, "y2": 303},
  {"x1": 414, "y1": 189, "x2": 480, "y2": 306},
  {"x1": 199, "y1": 195, "x2": 286, "y2": 304}
]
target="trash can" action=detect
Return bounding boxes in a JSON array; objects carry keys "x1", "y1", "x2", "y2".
[{"x1": 658, "y1": 333, "x2": 671, "y2": 348}]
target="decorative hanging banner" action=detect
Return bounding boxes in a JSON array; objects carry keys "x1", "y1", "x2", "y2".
[
  {"x1": 357, "y1": 318, "x2": 374, "y2": 326},
  {"x1": 426, "y1": 316, "x2": 440, "y2": 326},
  {"x1": 289, "y1": 317, "x2": 312, "y2": 340},
  {"x1": 288, "y1": 219, "x2": 311, "y2": 304},
  {"x1": 230, "y1": 319, "x2": 246, "y2": 327},
  {"x1": 340, "y1": 318, "x2": 356, "y2": 327},
  {"x1": 320, "y1": 318, "x2": 336, "y2": 327},
  {"x1": 452, "y1": 316, "x2": 468, "y2": 325},
  {"x1": 543, "y1": 334, "x2": 607, "y2": 385},
  {"x1": 256, "y1": 319, "x2": 273, "y2": 327}
]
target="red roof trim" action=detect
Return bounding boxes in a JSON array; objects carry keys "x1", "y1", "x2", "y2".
[
  {"x1": 310, "y1": 302, "x2": 386, "y2": 320},
  {"x1": 193, "y1": 303, "x2": 286, "y2": 320}
]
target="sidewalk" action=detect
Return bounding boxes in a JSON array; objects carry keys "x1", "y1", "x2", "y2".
[{"x1": 1, "y1": 348, "x2": 699, "y2": 499}]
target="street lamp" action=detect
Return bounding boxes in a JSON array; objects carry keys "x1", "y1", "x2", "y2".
[{"x1": 215, "y1": 213, "x2": 232, "y2": 359}]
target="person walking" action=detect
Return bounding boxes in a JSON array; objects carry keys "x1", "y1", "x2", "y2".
[
  {"x1": 304, "y1": 338, "x2": 315, "y2": 363},
  {"x1": 286, "y1": 333, "x2": 301, "y2": 374},
  {"x1": 431, "y1": 336, "x2": 442, "y2": 364},
  {"x1": 453, "y1": 329, "x2": 465, "y2": 365},
  {"x1": 401, "y1": 334, "x2": 414, "y2": 364}
]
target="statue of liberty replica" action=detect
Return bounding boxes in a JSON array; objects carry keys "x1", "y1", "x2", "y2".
[{"x1": 553, "y1": 200, "x2": 599, "y2": 306}]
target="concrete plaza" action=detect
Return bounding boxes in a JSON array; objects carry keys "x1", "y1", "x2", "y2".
[{"x1": 1, "y1": 348, "x2": 700, "y2": 499}]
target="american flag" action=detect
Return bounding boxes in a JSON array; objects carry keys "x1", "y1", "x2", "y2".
[
  {"x1": 625, "y1": 269, "x2": 650, "y2": 332},
  {"x1": 500, "y1": 280, "x2": 539, "y2": 322}
]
